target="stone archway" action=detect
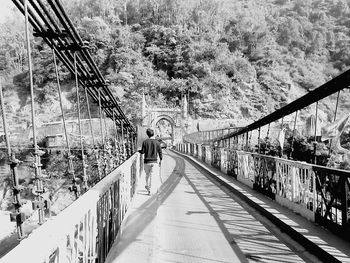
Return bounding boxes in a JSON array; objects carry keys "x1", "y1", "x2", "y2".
[
  {"x1": 140, "y1": 93, "x2": 189, "y2": 145},
  {"x1": 152, "y1": 115, "x2": 175, "y2": 144}
]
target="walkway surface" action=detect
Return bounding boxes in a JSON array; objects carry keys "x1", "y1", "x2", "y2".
[{"x1": 105, "y1": 150, "x2": 350, "y2": 263}]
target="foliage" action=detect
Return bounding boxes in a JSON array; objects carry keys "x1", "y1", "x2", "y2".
[
  {"x1": 1, "y1": 0, "x2": 350, "y2": 126},
  {"x1": 258, "y1": 130, "x2": 333, "y2": 167},
  {"x1": 2, "y1": 0, "x2": 350, "y2": 217}
]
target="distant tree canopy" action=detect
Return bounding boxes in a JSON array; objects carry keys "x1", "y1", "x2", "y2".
[{"x1": 1, "y1": 0, "x2": 350, "y2": 125}]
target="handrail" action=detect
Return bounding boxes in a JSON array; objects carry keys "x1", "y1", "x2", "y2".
[
  {"x1": 183, "y1": 127, "x2": 241, "y2": 144},
  {"x1": 178, "y1": 142, "x2": 350, "y2": 241},
  {"x1": 216, "y1": 68, "x2": 350, "y2": 141},
  {"x1": 0, "y1": 153, "x2": 140, "y2": 263}
]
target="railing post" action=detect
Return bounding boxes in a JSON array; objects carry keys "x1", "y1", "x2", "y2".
[
  {"x1": 245, "y1": 132, "x2": 249, "y2": 150},
  {"x1": 220, "y1": 148, "x2": 228, "y2": 174},
  {"x1": 341, "y1": 177, "x2": 349, "y2": 226},
  {"x1": 313, "y1": 170, "x2": 317, "y2": 213},
  {"x1": 291, "y1": 166, "x2": 295, "y2": 202},
  {"x1": 276, "y1": 161, "x2": 280, "y2": 196},
  {"x1": 205, "y1": 145, "x2": 211, "y2": 165},
  {"x1": 313, "y1": 101, "x2": 319, "y2": 164},
  {"x1": 258, "y1": 127, "x2": 261, "y2": 153},
  {"x1": 197, "y1": 144, "x2": 202, "y2": 159}
]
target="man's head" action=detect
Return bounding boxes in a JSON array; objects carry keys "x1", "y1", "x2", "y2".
[{"x1": 146, "y1": 128, "x2": 154, "y2": 138}]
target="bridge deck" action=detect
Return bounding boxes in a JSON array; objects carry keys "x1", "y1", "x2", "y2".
[{"x1": 105, "y1": 151, "x2": 350, "y2": 263}]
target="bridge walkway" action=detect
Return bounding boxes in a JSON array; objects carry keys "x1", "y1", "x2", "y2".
[{"x1": 105, "y1": 151, "x2": 350, "y2": 263}]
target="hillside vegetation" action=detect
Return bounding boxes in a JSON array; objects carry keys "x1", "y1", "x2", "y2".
[{"x1": 1, "y1": 0, "x2": 350, "y2": 128}]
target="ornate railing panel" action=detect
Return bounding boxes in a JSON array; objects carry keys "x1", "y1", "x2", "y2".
[
  {"x1": 195, "y1": 144, "x2": 199, "y2": 158},
  {"x1": 177, "y1": 142, "x2": 350, "y2": 240},
  {"x1": 220, "y1": 149, "x2": 228, "y2": 173},
  {"x1": 211, "y1": 147, "x2": 221, "y2": 170},
  {"x1": 252, "y1": 154, "x2": 276, "y2": 199},
  {"x1": 314, "y1": 166, "x2": 350, "y2": 239},
  {"x1": 227, "y1": 149, "x2": 238, "y2": 178},
  {"x1": 201, "y1": 145, "x2": 206, "y2": 162},
  {"x1": 1, "y1": 153, "x2": 140, "y2": 263},
  {"x1": 275, "y1": 159, "x2": 315, "y2": 219},
  {"x1": 205, "y1": 146, "x2": 212, "y2": 165},
  {"x1": 236, "y1": 151, "x2": 255, "y2": 187},
  {"x1": 190, "y1": 144, "x2": 195, "y2": 156}
]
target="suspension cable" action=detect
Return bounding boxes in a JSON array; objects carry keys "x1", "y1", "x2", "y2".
[
  {"x1": 121, "y1": 121, "x2": 126, "y2": 162},
  {"x1": 53, "y1": 51, "x2": 71, "y2": 153},
  {"x1": 74, "y1": 52, "x2": 88, "y2": 191},
  {"x1": 248, "y1": 130, "x2": 252, "y2": 151},
  {"x1": 84, "y1": 87, "x2": 95, "y2": 146},
  {"x1": 0, "y1": 80, "x2": 11, "y2": 158},
  {"x1": 104, "y1": 110, "x2": 108, "y2": 139},
  {"x1": 290, "y1": 111, "x2": 298, "y2": 159},
  {"x1": 228, "y1": 129, "x2": 231, "y2": 149},
  {"x1": 329, "y1": 90, "x2": 341, "y2": 155},
  {"x1": 314, "y1": 102, "x2": 319, "y2": 164},
  {"x1": 24, "y1": 0, "x2": 45, "y2": 225},
  {"x1": 113, "y1": 110, "x2": 122, "y2": 166},
  {"x1": 103, "y1": 110, "x2": 112, "y2": 172},
  {"x1": 0, "y1": 78, "x2": 24, "y2": 239},
  {"x1": 111, "y1": 110, "x2": 118, "y2": 169},
  {"x1": 280, "y1": 117, "x2": 285, "y2": 156},
  {"x1": 98, "y1": 89, "x2": 105, "y2": 145},
  {"x1": 245, "y1": 132, "x2": 248, "y2": 150},
  {"x1": 257, "y1": 127, "x2": 261, "y2": 153},
  {"x1": 53, "y1": 50, "x2": 79, "y2": 198},
  {"x1": 84, "y1": 86, "x2": 101, "y2": 180},
  {"x1": 266, "y1": 123, "x2": 270, "y2": 139},
  {"x1": 98, "y1": 89, "x2": 107, "y2": 176}
]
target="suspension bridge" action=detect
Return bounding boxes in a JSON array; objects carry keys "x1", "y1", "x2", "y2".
[{"x1": 0, "y1": 0, "x2": 350, "y2": 262}]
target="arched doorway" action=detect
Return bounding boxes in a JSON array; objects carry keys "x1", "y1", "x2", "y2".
[{"x1": 152, "y1": 115, "x2": 175, "y2": 145}]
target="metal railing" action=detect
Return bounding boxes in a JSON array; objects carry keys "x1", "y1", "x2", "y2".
[
  {"x1": 0, "y1": 153, "x2": 141, "y2": 263},
  {"x1": 183, "y1": 127, "x2": 241, "y2": 145},
  {"x1": 178, "y1": 143, "x2": 350, "y2": 241}
]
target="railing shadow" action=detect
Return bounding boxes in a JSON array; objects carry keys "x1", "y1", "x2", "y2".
[
  {"x1": 105, "y1": 152, "x2": 184, "y2": 262},
  {"x1": 175, "y1": 153, "x2": 309, "y2": 263}
]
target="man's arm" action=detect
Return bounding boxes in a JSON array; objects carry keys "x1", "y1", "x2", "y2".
[
  {"x1": 138, "y1": 141, "x2": 145, "y2": 154},
  {"x1": 157, "y1": 142, "x2": 163, "y2": 165}
]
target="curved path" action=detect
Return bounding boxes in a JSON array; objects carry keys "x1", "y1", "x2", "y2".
[{"x1": 105, "y1": 151, "x2": 324, "y2": 263}]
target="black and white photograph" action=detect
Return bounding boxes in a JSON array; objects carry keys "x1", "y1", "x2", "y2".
[{"x1": 0, "y1": 0, "x2": 350, "y2": 262}]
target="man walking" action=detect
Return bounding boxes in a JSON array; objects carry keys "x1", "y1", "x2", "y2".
[{"x1": 139, "y1": 128, "x2": 163, "y2": 195}]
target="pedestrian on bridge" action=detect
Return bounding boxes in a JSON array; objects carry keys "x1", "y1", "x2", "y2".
[{"x1": 139, "y1": 128, "x2": 163, "y2": 195}]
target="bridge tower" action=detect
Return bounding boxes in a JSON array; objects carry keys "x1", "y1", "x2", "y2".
[{"x1": 140, "y1": 93, "x2": 188, "y2": 145}]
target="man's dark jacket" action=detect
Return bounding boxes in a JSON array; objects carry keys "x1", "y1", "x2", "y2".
[{"x1": 139, "y1": 138, "x2": 163, "y2": 163}]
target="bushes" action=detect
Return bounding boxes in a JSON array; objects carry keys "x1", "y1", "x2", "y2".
[{"x1": 257, "y1": 131, "x2": 331, "y2": 167}]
